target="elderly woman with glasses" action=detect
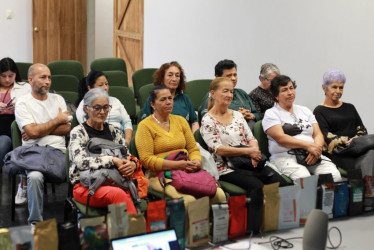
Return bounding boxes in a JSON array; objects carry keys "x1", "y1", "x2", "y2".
[
  {"x1": 313, "y1": 70, "x2": 374, "y2": 176},
  {"x1": 69, "y1": 88, "x2": 147, "y2": 213},
  {"x1": 75, "y1": 70, "x2": 133, "y2": 145}
]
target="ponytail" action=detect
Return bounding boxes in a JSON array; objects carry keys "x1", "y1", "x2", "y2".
[{"x1": 75, "y1": 76, "x2": 89, "y2": 106}]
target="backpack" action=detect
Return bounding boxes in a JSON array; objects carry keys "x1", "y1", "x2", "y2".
[{"x1": 79, "y1": 137, "x2": 142, "y2": 214}]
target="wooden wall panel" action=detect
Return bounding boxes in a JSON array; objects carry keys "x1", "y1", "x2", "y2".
[
  {"x1": 114, "y1": 0, "x2": 144, "y2": 87},
  {"x1": 32, "y1": 0, "x2": 87, "y2": 72}
]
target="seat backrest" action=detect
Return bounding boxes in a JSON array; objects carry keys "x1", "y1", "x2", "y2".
[
  {"x1": 11, "y1": 120, "x2": 22, "y2": 148},
  {"x1": 253, "y1": 120, "x2": 270, "y2": 158},
  {"x1": 129, "y1": 137, "x2": 139, "y2": 159},
  {"x1": 47, "y1": 60, "x2": 84, "y2": 80},
  {"x1": 16, "y1": 62, "x2": 32, "y2": 82},
  {"x1": 108, "y1": 86, "x2": 137, "y2": 122},
  {"x1": 138, "y1": 83, "x2": 154, "y2": 109},
  {"x1": 90, "y1": 58, "x2": 127, "y2": 76},
  {"x1": 56, "y1": 91, "x2": 79, "y2": 106},
  {"x1": 51, "y1": 75, "x2": 79, "y2": 92},
  {"x1": 193, "y1": 129, "x2": 208, "y2": 151},
  {"x1": 132, "y1": 68, "x2": 157, "y2": 98},
  {"x1": 103, "y1": 70, "x2": 128, "y2": 87},
  {"x1": 185, "y1": 79, "x2": 212, "y2": 111}
]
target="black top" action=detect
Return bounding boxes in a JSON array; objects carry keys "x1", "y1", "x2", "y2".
[
  {"x1": 83, "y1": 122, "x2": 113, "y2": 141},
  {"x1": 313, "y1": 102, "x2": 366, "y2": 140},
  {"x1": 0, "y1": 114, "x2": 15, "y2": 137},
  {"x1": 248, "y1": 86, "x2": 276, "y2": 119}
]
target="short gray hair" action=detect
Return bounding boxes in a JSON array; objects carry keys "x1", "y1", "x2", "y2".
[
  {"x1": 323, "y1": 70, "x2": 346, "y2": 87},
  {"x1": 259, "y1": 63, "x2": 280, "y2": 79},
  {"x1": 83, "y1": 88, "x2": 109, "y2": 119}
]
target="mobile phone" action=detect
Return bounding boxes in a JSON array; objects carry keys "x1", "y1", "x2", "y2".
[{"x1": 6, "y1": 97, "x2": 15, "y2": 106}]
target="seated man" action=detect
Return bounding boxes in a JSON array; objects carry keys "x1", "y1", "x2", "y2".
[
  {"x1": 198, "y1": 59, "x2": 259, "y2": 128},
  {"x1": 249, "y1": 63, "x2": 280, "y2": 119},
  {"x1": 15, "y1": 63, "x2": 71, "y2": 225}
]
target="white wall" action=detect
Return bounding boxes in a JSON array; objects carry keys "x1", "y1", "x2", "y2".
[
  {"x1": 144, "y1": 0, "x2": 374, "y2": 132},
  {"x1": 0, "y1": 0, "x2": 32, "y2": 62},
  {"x1": 94, "y1": 0, "x2": 113, "y2": 59}
]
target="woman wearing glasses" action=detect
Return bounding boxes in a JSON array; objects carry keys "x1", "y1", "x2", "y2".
[
  {"x1": 69, "y1": 88, "x2": 147, "y2": 213},
  {"x1": 75, "y1": 70, "x2": 133, "y2": 145}
]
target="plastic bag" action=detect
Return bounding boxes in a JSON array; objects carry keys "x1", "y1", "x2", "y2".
[{"x1": 197, "y1": 143, "x2": 219, "y2": 180}]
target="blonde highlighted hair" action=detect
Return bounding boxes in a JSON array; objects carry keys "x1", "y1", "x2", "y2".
[{"x1": 207, "y1": 77, "x2": 232, "y2": 111}]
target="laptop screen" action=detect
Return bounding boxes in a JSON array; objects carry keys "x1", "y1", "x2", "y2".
[{"x1": 111, "y1": 229, "x2": 180, "y2": 250}]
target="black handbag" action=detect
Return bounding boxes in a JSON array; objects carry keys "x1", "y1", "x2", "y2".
[
  {"x1": 224, "y1": 145, "x2": 267, "y2": 171},
  {"x1": 333, "y1": 134, "x2": 374, "y2": 156},
  {"x1": 287, "y1": 148, "x2": 321, "y2": 167}
]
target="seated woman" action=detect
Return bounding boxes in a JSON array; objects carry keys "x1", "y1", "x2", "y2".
[
  {"x1": 136, "y1": 85, "x2": 225, "y2": 207},
  {"x1": 313, "y1": 70, "x2": 374, "y2": 176},
  {"x1": 75, "y1": 70, "x2": 133, "y2": 145},
  {"x1": 201, "y1": 77, "x2": 290, "y2": 191},
  {"x1": 0, "y1": 57, "x2": 31, "y2": 205},
  {"x1": 249, "y1": 63, "x2": 279, "y2": 119},
  {"x1": 140, "y1": 61, "x2": 199, "y2": 133},
  {"x1": 69, "y1": 88, "x2": 147, "y2": 213},
  {"x1": 263, "y1": 75, "x2": 342, "y2": 182}
]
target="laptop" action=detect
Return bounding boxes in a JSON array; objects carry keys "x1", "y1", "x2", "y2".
[{"x1": 111, "y1": 228, "x2": 181, "y2": 250}]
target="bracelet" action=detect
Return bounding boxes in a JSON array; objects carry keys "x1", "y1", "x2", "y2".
[{"x1": 130, "y1": 159, "x2": 137, "y2": 167}]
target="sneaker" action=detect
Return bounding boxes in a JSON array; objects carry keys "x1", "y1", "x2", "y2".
[
  {"x1": 15, "y1": 184, "x2": 27, "y2": 205},
  {"x1": 30, "y1": 223, "x2": 36, "y2": 234}
]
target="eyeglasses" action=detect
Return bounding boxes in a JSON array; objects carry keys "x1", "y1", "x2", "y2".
[{"x1": 87, "y1": 104, "x2": 112, "y2": 113}]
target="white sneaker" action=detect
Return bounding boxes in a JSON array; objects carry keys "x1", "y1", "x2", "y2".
[
  {"x1": 15, "y1": 184, "x2": 27, "y2": 205},
  {"x1": 30, "y1": 223, "x2": 36, "y2": 234}
]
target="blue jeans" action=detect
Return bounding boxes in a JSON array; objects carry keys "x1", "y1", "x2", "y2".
[
  {"x1": 0, "y1": 135, "x2": 12, "y2": 167},
  {"x1": 27, "y1": 171, "x2": 44, "y2": 224}
]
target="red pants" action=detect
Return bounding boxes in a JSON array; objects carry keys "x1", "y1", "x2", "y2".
[{"x1": 73, "y1": 183, "x2": 137, "y2": 214}]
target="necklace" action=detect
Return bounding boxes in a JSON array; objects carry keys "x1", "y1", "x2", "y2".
[{"x1": 152, "y1": 114, "x2": 169, "y2": 125}]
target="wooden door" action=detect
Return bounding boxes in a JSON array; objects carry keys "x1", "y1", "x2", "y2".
[
  {"x1": 114, "y1": 0, "x2": 143, "y2": 87},
  {"x1": 32, "y1": 0, "x2": 87, "y2": 72}
]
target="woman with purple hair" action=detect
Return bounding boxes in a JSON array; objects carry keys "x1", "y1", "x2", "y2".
[{"x1": 313, "y1": 70, "x2": 374, "y2": 176}]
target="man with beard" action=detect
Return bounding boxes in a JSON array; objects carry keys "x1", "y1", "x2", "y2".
[{"x1": 15, "y1": 63, "x2": 71, "y2": 226}]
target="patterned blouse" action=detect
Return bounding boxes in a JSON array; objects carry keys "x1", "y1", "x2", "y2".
[
  {"x1": 248, "y1": 86, "x2": 276, "y2": 119},
  {"x1": 68, "y1": 123, "x2": 139, "y2": 185},
  {"x1": 200, "y1": 110, "x2": 257, "y2": 175}
]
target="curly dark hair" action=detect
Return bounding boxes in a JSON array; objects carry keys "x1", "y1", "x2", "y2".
[{"x1": 153, "y1": 61, "x2": 186, "y2": 93}]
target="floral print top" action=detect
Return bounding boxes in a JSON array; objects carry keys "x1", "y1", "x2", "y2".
[
  {"x1": 200, "y1": 110, "x2": 257, "y2": 175},
  {"x1": 68, "y1": 123, "x2": 139, "y2": 185}
]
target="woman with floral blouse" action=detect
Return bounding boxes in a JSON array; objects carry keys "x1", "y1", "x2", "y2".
[{"x1": 201, "y1": 77, "x2": 290, "y2": 193}]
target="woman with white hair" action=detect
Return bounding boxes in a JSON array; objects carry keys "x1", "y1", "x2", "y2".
[
  {"x1": 313, "y1": 70, "x2": 374, "y2": 176},
  {"x1": 69, "y1": 88, "x2": 147, "y2": 213}
]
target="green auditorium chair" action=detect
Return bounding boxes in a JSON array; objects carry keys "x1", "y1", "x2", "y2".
[
  {"x1": 103, "y1": 70, "x2": 128, "y2": 87},
  {"x1": 90, "y1": 58, "x2": 127, "y2": 76},
  {"x1": 51, "y1": 75, "x2": 79, "y2": 92},
  {"x1": 47, "y1": 60, "x2": 84, "y2": 81},
  {"x1": 185, "y1": 79, "x2": 212, "y2": 111},
  {"x1": 132, "y1": 68, "x2": 157, "y2": 101}
]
